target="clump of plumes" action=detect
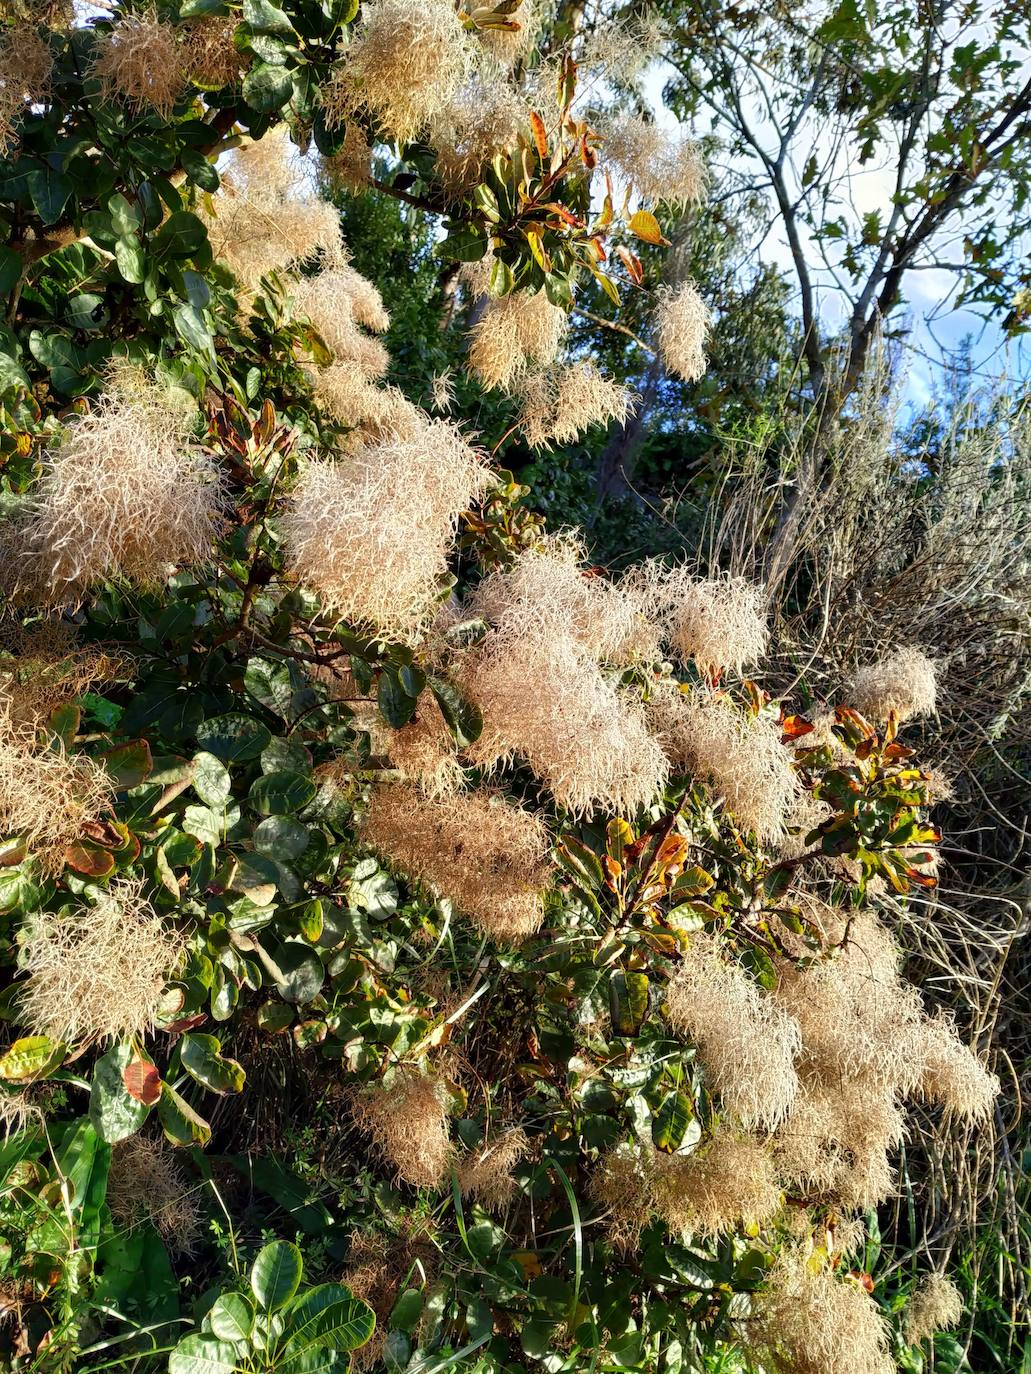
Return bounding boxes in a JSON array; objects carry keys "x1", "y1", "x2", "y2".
[
  {"x1": 589, "y1": 1147, "x2": 653, "y2": 1251},
  {"x1": 652, "y1": 282, "x2": 709, "y2": 382},
  {"x1": 431, "y1": 369, "x2": 456, "y2": 413},
  {"x1": 384, "y1": 696, "x2": 465, "y2": 797},
  {"x1": 456, "y1": 1128, "x2": 528, "y2": 1210},
  {"x1": 576, "y1": 13, "x2": 666, "y2": 89},
  {"x1": 601, "y1": 113, "x2": 704, "y2": 207},
  {"x1": 361, "y1": 782, "x2": 551, "y2": 941},
  {"x1": 321, "y1": 0, "x2": 472, "y2": 145},
  {"x1": 516, "y1": 363, "x2": 635, "y2": 450},
  {"x1": 467, "y1": 290, "x2": 567, "y2": 391},
  {"x1": 0, "y1": 1087, "x2": 44, "y2": 1138},
  {"x1": 0, "y1": 620, "x2": 120, "y2": 730},
  {"x1": 908, "y1": 1013, "x2": 1000, "y2": 1121},
  {"x1": 653, "y1": 688, "x2": 799, "y2": 841},
  {"x1": 666, "y1": 933, "x2": 800, "y2": 1128},
  {"x1": 778, "y1": 788, "x2": 832, "y2": 858},
  {"x1": 743, "y1": 1251, "x2": 895, "y2": 1374},
  {"x1": 18, "y1": 878, "x2": 185, "y2": 1044},
  {"x1": 433, "y1": 79, "x2": 527, "y2": 195},
  {"x1": 350, "y1": 1068, "x2": 453, "y2": 1188},
  {"x1": 281, "y1": 423, "x2": 490, "y2": 645},
  {"x1": 204, "y1": 129, "x2": 344, "y2": 290},
  {"x1": 850, "y1": 646, "x2": 938, "y2": 723},
  {"x1": 91, "y1": 12, "x2": 184, "y2": 118},
  {"x1": 0, "y1": 25, "x2": 53, "y2": 153},
  {"x1": 651, "y1": 1130, "x2": 782, "y2": 1239},
  {"x1": 16, "y1": 391, "x2": 225, "y2": 599},
  {"x1": 904, "y1": 1273, "x2": 964, "y2": 1346},
  {"x1": 468, "y1": 0, "x2": 538, "y2": 68},
  {"x1": 651, "y1": 568, "x2": 769, "y2": 676},
  {"x1": 462, "y1": 541, "x2": 668, "y2": 815},
  {"x1": 322, "y1": 123, "x2": 373, "y2": 193},
  {"x1": 107, "y1": 1137, "x2": 203, "y2": 1254},
  {"x1": 185, "y1": 16, "x2": 247, "y2": 89},
  {"x1": 0, "y1": 718, "x2": 113, "y2": 874},
  {"x1": 292, "y1": 264, "x2": 390, "y2": 343}
]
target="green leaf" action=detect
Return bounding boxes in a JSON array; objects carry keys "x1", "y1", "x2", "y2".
[
  {"x1": 283, "y1": 1285, "x2": 377, "y2": 1357},
  {"x1": 28, "y1": 164, "x2": 73, "y2": 225},
  {"x1": 99, "y1": 738, "x2": 154, "y2": 788},
  {"x1": 254, "y1": 815, "x2": 310, "y2": 860},
  {"x1": 89, "y1": 1042, "x2": 150, "y2": 1143},
  {"x1": 0, "y1": 246, "x2": 21, "y2": 296},
  {"x1": 0, "y1": 1036, "x2": 64, "y2": 1082},
  {"x1": 192, "y1": 750, "x2": 232, "y2": 807},
  {"x1": 181, "y1": 149, "x2": 220, "y2": 192},
  {"x1": 267, "y1": 940, "x2": 325, "y2": 1004},
  {"x1": 169, "y1": 1335, "x2": 239, "y2": 1374},
  {"x1": 174, "y1": 302, "x2": 214, "y2": 354},
  {"x1": 251, "y1": 1239, "x2": 303, "y2": 1311},
  {"x1": 197, "y1": 713, "x2": 273, "y2": 763},
  {"x1": 555, "y1": 836, "x2": 604, "y2": 892},
  {"x1": 157, "y1": 1082, "x2": 212, "y2": 1147},
  {"x1": 244, "y1": 0, "x2": 295, "y2": 33},
  {"x1": 441, "y1": 222, "x2": 489, "y2": 262},
  {"x1": 115, "y1": 235, "x2": 146, "y2": 284},
  {"x1": 377, "y1": 667, "x2": 417, "y2": 728},
  {"x1": 243, "y1": 62, "x2": 294, "y2": 112},
  {"x1": 67, "y1": 292, "x2": 109, "y2": 331},
  {"x1": 428, "y1": 675, "x2": 482, "y2": 748},
  {"x1": 154, "y1": 210, "x2": 210, "y2": 260},
  {"x1": 209, "y1": 1291, "x2": 255, "y2": 1342},
  {"x1": 229, "y1": 851, "x2": 279, "y2": 905},
  {"x1": 181, "y1": 1033, "x2": 246, "y2": 1095},
  {"x1": 389, "y1": 1289, "x2": 423, "y2": 1333},
  {"x1": 651, "y1": 1090, "x2": 694, "y2": 1153},
  {"x1": 108, "y1": 192, "x2": 141, "y2": 236},
  {"x1": 609, "y1": 970, "x2": 649, "y2": 1036},
  {"x1": 250, "y1": 770, "x2": 317, "y2": 816}
]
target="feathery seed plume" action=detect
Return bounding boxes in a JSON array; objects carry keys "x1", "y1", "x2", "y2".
[
  {"x1": 744, "y1": 1251, "x2": 895, "y2": 1374},
  {"x1": 383, "y1": 694, "x2": 465, "y2": 797},
  {"x1": 108, "y1": 1137, "x2": 203, "y2": 1252},
  {"x1": 321, "y1": 0, "x2": 472, "y2": 145},
  {"x1": 185, "y1": 16, "x2": 247, "y2": 89},
  {"x1": 281, "y1": 423, "x2": 490, "y2": 644},
  {"x1": 904, "y1": 1273, "x2": 964, "y2": 1346},
  {"x1": 908, "y1": 1013, "x2": 1000, "y2": 1121},
  {"x1": 652, "y1": 282, "x2": 709, "y2": 382},
  {"x1": 652, "y1": 568, "x2": 769, "y2": 676},
  {"x1": 589, "y1": 1147, "x2": 654, "y2": 1251},
  {"x1": 18, "y1": 389, "x2": 225, "y2": 599},
  {"x1": 651, "y1": 1129, "x2": 782, "y2": 1239},
  {"x1": 850, "y1": 647, "x2": 938, "y2": 724},
  {"x1": 602, "y1": 113, "x2": 704, "y2": 207},
  {"x1": 323, "y1": 122, "x2": 374, "y2": 193},
  {"x1": 467, "y1": 0, "x2": 539, "y2": 68},
  {"x1": 516, "y1": 362, "x2": 636, "y2": 450},
  {"x1": 433, "y1": 79, "x2": 528, "y2": 195},
  {"x1": 361, "y1": 782, "x2": 551, "y2": 941},
  {"x1": 666, "y1": 933, "x2": 801, "y2": 1128},
  {"x1": 292, "y1": 264, "x2": 390, "y2": 343},
  {"x1": 0, "y1": 25, "x2": 52, "y2": 153},
  {"x1": 92, "y1": 12, "x2": 184, "y2": 118},
  {"x1": 18, "y1": 877, "x2": 186, "y2": 1044},
  {"x1": 456, "y1": 1128, "x2": 529, "y2": 1210},
  {"x1": 350, "y1": 1068, "x2": 453, "y2": 1188},
  {"x1": 467, "y1": 290, "x2": 566, "y2": 391}
]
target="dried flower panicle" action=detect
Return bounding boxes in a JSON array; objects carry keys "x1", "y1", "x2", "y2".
[
  {"x1": 433, "y1": 79, "x2": 528, "y2": 195},
  {"x1": 361, "y1": 781, "x2": 551, "y2": 941},
  {"x1": 467, "y1": 0, "x2": 538, "y2": 69},
  {"x1": 850, "y1": 647, "x2": 938, "y2": 724},
  {"x1": 653, "y1": 687, "x2": 800, "y2": 841},
  {"x1": 456, "y1": 1127, "x2": 529, "y2": 1210},
  {"x1": 666, "y1": 933, "x2": 801, "y2": 1128},
  {"x1": 15, "y1": 390, "x2": 224, "y2": 600},
  {"x1": 321, "y1": 0, "x2": 472, "y2": 145},
  {"x1": 467, "y1": 289, "x2": 566, "y2": 391},
  {"x1": 292, "y1": 264, "x2": 390, "y2": 343},
  {"x1": 281, "y1": 422, "x2": 490, "y2": 644},
  {"x1": 0, "y1": 620, "x2": 120, "y2": 730},
  {"x1": 908, "y1": 1013, "x2": 1000, "y2": 1121},
  {"x1": 744, "y1": 1251, "x2": 895, "y2": 1374},
  {"x1": 652, "y1": 282, "x2": 709, "y2": 382},
  {"x1": 350, "y1": 1068, "x2": 453, "y2": 1188},
  {"x1": 18, "y1": 877, "x2": 185, "y2": 1044},
  {"x1": 108, "y1": 1136, "x2": 203, "y2": 1254},
  {"x1": 649, "y1": 568, "x2": 769, "y2": 676},
  {"x1": 313, "y1": 367, "x2": 422, "y2": 437},
  {"x1": 904, "y1": 1273, "x2": 964, "y2": 1346},
  {"x1": 516, "y1": 362, "x2": 635, "y2": 450},
  {"x1": 589, "y1": 1146, "x2": 654, "y2": 1251},
  {"x1": 601, "y1": 113, "x2": 704, "y2": 208},
  {"x1": 92, "y1": 12, "x2": 185, "y2": 118},
  {"x1": 322, "y1": 122, "x2": 374, "y2": 193},
  {"x1": 186, "y1": 16, "x2": 247, "y2": 89},
  {"x1": 383, "y1": 694, "x2": 465, "y2": 797},
  {"x1": 0, "y1": 715, "x2": 113, "y2": 874},
  {"x1": 204, "y1": 128, "x2": 344, "y2": 289}
]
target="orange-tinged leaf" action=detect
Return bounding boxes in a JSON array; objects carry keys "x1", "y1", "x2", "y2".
[
  {"x1": 530, "y1": 111, "x2": 548, "y2": 163},
  {"x1": 615, "y1": 244, "x2": 643, "y2": 284},
  {"x1": 629, "y1": 208, "x2": 669, "y2": 246},
  {"x1": 526, "y1": 228, "x2": 551, "y2": 273},
  {"x1": 123, "y1": 1059, "x2": 162, "y2": 1106},
  {"x1": 780, "y1": 713, "x2": 814, "y2": 742}
]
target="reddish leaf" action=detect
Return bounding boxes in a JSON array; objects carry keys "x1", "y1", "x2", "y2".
[
  {"x1": 616, "y1": 244, "x2": 643, "y2": 284},
  {"x1": 162, "y1": 1012, "x2": 208, "y2": 1036},
  {"x1": 123, "y1": 1059, "x2": 161, "y2": 1106},
  {"x1": 530, "y1": 110, "x2": 548, "y2": 163},
  {"x1": 780, "y1": 713, "x2": 814, "y2": 742},
  {"x1": 64, "y1": 839, "x2": 116, "y2": 877}
]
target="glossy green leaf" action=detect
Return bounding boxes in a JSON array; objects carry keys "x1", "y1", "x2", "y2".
[
  {"x1": 251, "y1": 1239, "x2": 303, "y2": 1311},
  {"x1": 180, "y1": 1033, "x2": 246, "y2": 1095}
]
